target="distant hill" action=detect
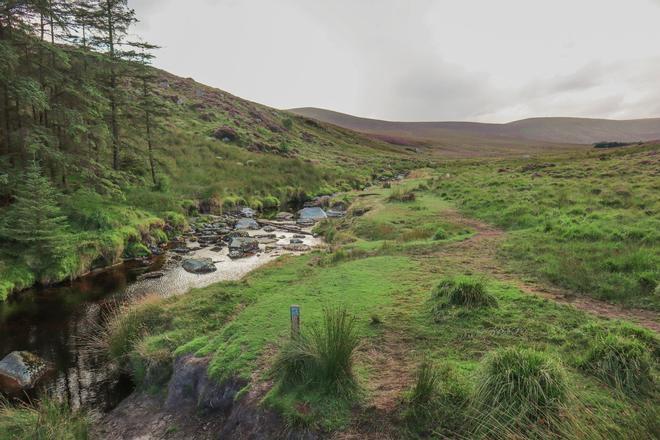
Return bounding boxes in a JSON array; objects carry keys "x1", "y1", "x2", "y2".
[{"x1": 289, "y1": 108, "x2": 660, "y2": 157}]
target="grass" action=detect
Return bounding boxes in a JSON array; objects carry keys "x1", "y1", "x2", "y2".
[
  {"x1": 431, "y1": 276, "x2": 498, "y2": 311},
  {"x1": 471, "y1": 347, "x2": 570, "y2": 437},
  {"x1": 272, "y1": 307, "x2": 360, "y2": 394},
  {"x1": 0, "y1": 396, "x2": 89, "y2": 440},
  {"x1": 579, "y1": 334, "x2": 654, "y2": 395},
  {"x1": 431, "y1": 145, "x2": 660, "y2": 310},
  {"x1": 105, "y1": 175, "x2": 659, "y2": 437}
]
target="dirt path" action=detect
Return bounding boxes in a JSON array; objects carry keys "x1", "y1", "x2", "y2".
[{"x1": 434, "y1": 209, "x2": 660, "y2": 332}]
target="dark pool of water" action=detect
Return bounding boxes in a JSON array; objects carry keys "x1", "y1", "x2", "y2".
[{"x1": 0, "y1": 256, "x2": 164, "y2": 412}]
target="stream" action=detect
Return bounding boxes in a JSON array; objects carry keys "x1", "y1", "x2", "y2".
[{"x1": 0, "y1": 221, "x2": 321, "y2": 414}]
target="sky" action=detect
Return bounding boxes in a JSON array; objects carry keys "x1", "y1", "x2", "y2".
[{"x1": 130, "y1": 0, "x2": 660, "y2": 123}]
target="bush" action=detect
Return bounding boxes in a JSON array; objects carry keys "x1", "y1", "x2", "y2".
[
  {"x1": 261, "y1": 195, "x2": 281, "y2": 210},
  {"x1": 472, "y1": 347, "x2": 569, "y2": 436},
  {"x1": 579, "y1": 334, "x2": 653, "y2": 395},
  {"x1": 0, "y1": 395, "x2": 89, "y2": 439},
  {"x1": 432, "y1": 227, "x2": 448, "y2": 240},
  {"x1": 431, "y1": 276, "x2": 497, "y2": 313},
  {"x1": 123, "y1": 241, "x2": 150, "y2": 259},
  {"x1": 273, "y1": 307, "x2": 360, "y2": 394}
]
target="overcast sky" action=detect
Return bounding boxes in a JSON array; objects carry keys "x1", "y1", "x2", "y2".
[{"x1": 130, "y1": 0, "x2": 660, "y2": 123}]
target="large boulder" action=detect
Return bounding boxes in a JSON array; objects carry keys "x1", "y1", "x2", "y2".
[
  {"x1": 0, "y1": 351, "x2": 51, "y2": 390},
  {"x1": 166, "y1": 355, "x2": 246, "y2": 411},
  {"x1": 182, "y1": 258, "x2": 217, "y2": 274},
  {"x1": 239, "y1": 207, "x2": 255, "y2": 218},
  {"x1": 296, "y1": 207, "x2": 326, "y2": 226},
  {"x1": 228, "y1": 237, "x2": 259, "y2": 258},
  {"x1": 235, "y1": 218, "x2": 259, "y2": 230}
]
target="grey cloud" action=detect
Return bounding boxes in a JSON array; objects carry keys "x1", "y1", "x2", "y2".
[{"x1": 129, "y1": 0, "x2": 660, "y2": 122}]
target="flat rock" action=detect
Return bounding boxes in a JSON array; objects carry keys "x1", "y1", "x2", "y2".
[
  {"x1": 182, "y1": 258, "x2": 217, "y2": 274},
  {"x1": 275, "y1": 212, "x2": 294, "y2": 221},
  {"x1": 235, "y1": 218, "x2": 260, "y2": 230},
  {"x1": 282, "y1": 243, "x2": 311, "y2": 252},
  {"x1": 0, "y1": 351, "x2": 51, "y2": 390}
]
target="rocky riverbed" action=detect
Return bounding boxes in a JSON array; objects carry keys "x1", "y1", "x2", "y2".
[{"x1": 125, "y1": 215, "x2": 324, "y2": 300}]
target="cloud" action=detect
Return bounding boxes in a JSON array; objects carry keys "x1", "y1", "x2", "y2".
[{"x1": 129, "y1": 0, "x2": 660, "y2": 122}]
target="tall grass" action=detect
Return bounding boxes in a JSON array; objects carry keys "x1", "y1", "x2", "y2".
[
  {"x1": 273, "y1": 307, "x2": 360, "y2": 394},
  {"x1": 431, "y1": 276, "x2": 497, "y2": 315},
  {"x1": 579, "y1": 334, "x2": 654, "y2": 395},
  {"x1": 0, "y1": 396, "x2": 89, "y2": 440},
  {"x1": 471, "y1": 347, "x2": 569, "y2": 437}
]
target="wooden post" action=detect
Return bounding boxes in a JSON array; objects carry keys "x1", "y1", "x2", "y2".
[{"x1": 290, "y1": 304, "x2": 300, "y2": 337}]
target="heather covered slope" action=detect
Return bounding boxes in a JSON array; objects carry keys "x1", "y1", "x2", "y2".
[{"x1": 290, "y1": 107, "x2": 660, "y2": 156}]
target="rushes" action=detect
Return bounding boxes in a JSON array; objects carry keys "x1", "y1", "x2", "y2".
[
  {"x1": 579, "y1": 334, "x2": 654, "y2": 395},
  {"x1": 273, "y1": 307, "x2": 360, "y2": 394}
]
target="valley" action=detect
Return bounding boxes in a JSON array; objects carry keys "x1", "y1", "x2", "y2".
[{"x1": 0, "y1": 2, "x2": 658, "y2": 439}]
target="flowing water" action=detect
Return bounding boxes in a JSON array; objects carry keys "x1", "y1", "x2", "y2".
[{"x1": 0, "y1": 225, "x2": 321, "y2": 413}]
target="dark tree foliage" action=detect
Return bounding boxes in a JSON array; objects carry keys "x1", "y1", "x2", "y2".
[
  {"x1": 0, "y1": 0, "x2": 156, "y2": 183},
  {"x1": 0, "y1": 161, "x2": 70, "y2": 274}
]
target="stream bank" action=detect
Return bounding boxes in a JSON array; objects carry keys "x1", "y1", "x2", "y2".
[{"x1": 0, "y1": 208, "x2": 327, "y2": 419}]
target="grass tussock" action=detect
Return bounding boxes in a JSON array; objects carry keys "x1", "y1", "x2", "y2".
[
  {"x1": 90, "y1": 294, "x2": 169, "y2": 364},
  {"x1": 579, "y1": 334, "x2": 654, "y2": 395},
  {"x1": 273, "y1": 307, "x2": 360, "y2": 395},
  {"x1": 387, "y1": 187, "x2": 416, "y2": 202},
  {"x1": 431, "y1": 276, "x2": 498, "y2": 315},
  {"x1": 0, "y1": 396, "x2": 89, "y2": 440},
  {"x1": 471, "y1": 347, "x2": 570, "y2": 437},
  {"x1": 402, "y1": 361, "x2": 471, "y2": 437}
]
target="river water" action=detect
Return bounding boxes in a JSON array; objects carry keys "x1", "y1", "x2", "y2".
[{"x1": 0, "y1": 225, "x2": 321, "y2": 413}]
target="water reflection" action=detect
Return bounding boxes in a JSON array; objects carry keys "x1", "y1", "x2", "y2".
[{"x1": 0, "y1": 257, "x2": 163, "y2": 411}]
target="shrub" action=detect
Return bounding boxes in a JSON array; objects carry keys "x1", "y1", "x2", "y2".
[
  {"x1": 579, "y1": 334, "x2": 653, "y2": 395},
  {"x1": 431, "y1": 276, "x2": 497, "y2": 313},
  {"x1": 261, "y1": 195, "x2": 281, "y2": 210},
  {"x1": 472, "y1": 347, "x2": 569, "y2": 436},
  {"x1": 432, "y1": 227, "x2": 448, "y2": 240},
  {"x1": 123, "y1": 241, "x2": 150, "y2": 258},
  {"x1": 273, "y1": 307, "x2": 360, "y2": 394}
]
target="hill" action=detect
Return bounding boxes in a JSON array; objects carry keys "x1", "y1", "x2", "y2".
[
  {"x1": 0, "y1": 28, "x2": 416, "y2": 298},
  {"x1": 290, "y1": 107, "x2": 660, "y2": 156}
]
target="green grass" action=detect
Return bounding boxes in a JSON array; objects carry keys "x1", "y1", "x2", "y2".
[
  {"x1": 471, "y1": 347, "x2": 570, "y2": 437},
  {"x1": 431, "y1": 145, "x2": 660, "y2": 310},
  {"x1": 272, "y1": 307, "x2": 360, "y2": 394},
  {"x1": 0, "y1": 396, "x2": 89, "y2": 440},
  {"x1": 96, "y1": 153, "x2": 659, "y2": 437},
  {"x1": 579, "y1": 334, "x2": 654, "y2": 395},
  {"x1": 431, "y1": 276, "x2": 498, "y2": 312}
]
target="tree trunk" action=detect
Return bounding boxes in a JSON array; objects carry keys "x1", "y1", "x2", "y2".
[{"x1": 144, "y1": 80, "x2": 156, "y2": 184}]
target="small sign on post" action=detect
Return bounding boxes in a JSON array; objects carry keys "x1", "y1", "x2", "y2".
[{"x1": 290, "y1": 304, "x2": 300, "y2": 337}]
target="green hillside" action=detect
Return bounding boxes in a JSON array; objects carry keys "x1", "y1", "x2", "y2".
[{"x1": 0, "y1": 8, "x2": 416, "y2": 299}]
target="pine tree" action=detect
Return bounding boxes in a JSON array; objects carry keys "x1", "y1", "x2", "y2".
[{"x1": 0, "y1": 160, "x2": 70, "y2": 272}]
